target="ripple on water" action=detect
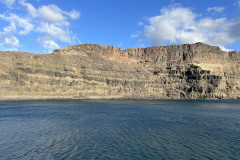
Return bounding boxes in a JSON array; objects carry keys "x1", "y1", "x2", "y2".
[{"x1": 0, "y1": 100, "x2": 240, "y2": 159}]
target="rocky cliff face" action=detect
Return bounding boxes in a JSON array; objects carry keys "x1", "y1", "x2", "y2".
[{"x1": 0, "y1": 42, "x2": 240, "y2": 100}]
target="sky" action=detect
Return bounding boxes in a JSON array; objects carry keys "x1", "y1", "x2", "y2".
[{"x1": 1, "y1": 0, "x2": 240, "y2": 54}]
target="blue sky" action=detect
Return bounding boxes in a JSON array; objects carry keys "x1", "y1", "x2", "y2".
[{"x1": 0, "y1": 0, "x2": 240, "y2": 54}]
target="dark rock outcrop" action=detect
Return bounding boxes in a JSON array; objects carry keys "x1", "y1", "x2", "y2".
[{"x1": 0, "y1": 42, "x2": 239, "y2": 100}]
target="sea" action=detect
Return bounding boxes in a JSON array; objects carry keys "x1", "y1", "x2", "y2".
[{"x1": 0, "y1": 100, "x2": 239, "y2": 160}]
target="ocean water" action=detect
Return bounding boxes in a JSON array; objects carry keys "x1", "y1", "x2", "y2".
[{"x1": 0, "y1": 100, "x2": 239, "y2": 160}]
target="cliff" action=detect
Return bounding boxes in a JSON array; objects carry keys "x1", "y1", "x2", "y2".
[{"x1": 0, "y1": 42, "x2": 240, "y2": 100}]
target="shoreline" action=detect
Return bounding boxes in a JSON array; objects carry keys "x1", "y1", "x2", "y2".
[{"x1": 0, "y1": 96, "x2": 239, "y2": 102}]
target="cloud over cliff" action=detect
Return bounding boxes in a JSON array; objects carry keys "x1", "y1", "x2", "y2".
[{"x1": 143, "y1": 5, "x2": 240, "y2": 51}]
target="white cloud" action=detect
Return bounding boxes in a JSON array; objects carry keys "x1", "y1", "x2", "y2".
[
  {"x1": 0, "y1": 14, "x2": 33, "y2": 50},
  {"x1": 131, "y1": 31, "x2": 141, "y2": 38},
  {"x1": 0, "y1": 23, "x2": 19, "y2": 50},
  {"x1": 0, "y1": 0, "x2": 15, "y2": 7},
  {"x1": 37, "y1": 36, "x2": 60, "y2": 51},
  {"x1": 19, "y1": 0, "x2": 80, "y2": 21},
  {"x1": 144, "y1": 6, "x2": 239, "y2": 51},
  {"x1": 20, "y1": 1, "x2": 80, "y2": 51},
  {"x1": 145, "y1": 7, "x2": 196, "y2": 44},
  {"x1": 19, "y1": 0, "x2": 37, "y2": 17},
  {"x1": 207, "y1": 7, "x2": 225, "y2": 13},
  {"x1": 4, "y1": 36, "x2": 19, "y2": 47},
  {"x1": 3, "y1": 22, "x2": 16, "y2": 33},
  {"x1": 0, "y1": 0, "x2": 80, "y2": 51},
  {"x1": 37, "y1": 4, "x2": 80, "y2": 25},
  {"x1": 131, "y1": 34, "x2": 139, "y2": 38},
  {"x1": 37, "y1": 23, "x2": 71, "y2": 42},
  {"x1": 219, "y1": 46, "x2": 233, "y2": 52},
  {"x1": 66, "y1": 10, "x2": 81, "y2": 20},
  {"x1": 238, "y1": 0, "x2": 240, "y2": 7},
  {"x1": 38, "y1": 5, "x2": 69, "y2": 26},
  {"x1": 0, "y1": 14, "x2": 34, "y2": 35}
]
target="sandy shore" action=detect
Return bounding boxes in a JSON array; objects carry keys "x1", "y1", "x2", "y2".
[
  {"x1": 0, "y1": 95, "x2": 127, "y2": 102},
  {"x1": 0, "y1": 95, "x2": 239, "y2": 102}
]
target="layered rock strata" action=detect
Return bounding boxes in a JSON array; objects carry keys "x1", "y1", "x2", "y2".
[{"x1": 0, "y1": 42, "x2": 240, "y2": 100}]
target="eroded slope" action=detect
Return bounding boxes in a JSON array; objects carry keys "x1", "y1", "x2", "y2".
[{"x1": 0, "y1": 42, "x2": 239, "y2": 100}]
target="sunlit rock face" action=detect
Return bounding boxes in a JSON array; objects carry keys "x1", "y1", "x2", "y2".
[{"x1": 0, "y1": 42, "x2": 240, "y2": 100}]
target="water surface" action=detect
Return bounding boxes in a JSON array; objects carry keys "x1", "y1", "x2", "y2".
[{"x1": 0, "y1": 100, "x2": 239, "y2": 159}]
